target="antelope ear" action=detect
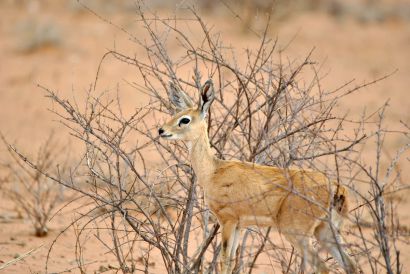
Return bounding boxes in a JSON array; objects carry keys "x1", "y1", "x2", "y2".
[
  {"x1": 198, "y1": 79, "x2": 215, "y2": 119},
  {"x1": 168, "y1": 81, "x2": 194, "y2": 111}
]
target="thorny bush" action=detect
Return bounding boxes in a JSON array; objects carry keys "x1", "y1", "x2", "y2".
[{"x1": 6, "y1": 3, "x2": 409, "y2": 274}]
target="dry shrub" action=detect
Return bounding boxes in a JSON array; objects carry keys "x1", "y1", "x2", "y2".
[
  {"x1": 14, "y1": 18, "x2": 62, "y2": 53},
  {"x1": 4, "y1": 2, "x2": 409, "y2": 273},
  {"x1": 1, "y1": 133, "x2": 67, "y2": 237}
]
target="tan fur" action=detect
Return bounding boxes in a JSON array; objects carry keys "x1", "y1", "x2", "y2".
[{"x1": 159, "y1": 80, "x2": 356, "y2": 274}]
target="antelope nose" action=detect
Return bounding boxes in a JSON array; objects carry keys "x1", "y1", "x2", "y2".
[{"x1": 158, "y1": 128, "x2": 164, "y2": 135}]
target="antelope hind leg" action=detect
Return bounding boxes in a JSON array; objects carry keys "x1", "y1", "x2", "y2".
[
  {"x1": 283, "y1": 233, "x2": 329, "y2": 274},
  {"x1": 314, "y1": 221, "x2": 357, "y2": 274}
]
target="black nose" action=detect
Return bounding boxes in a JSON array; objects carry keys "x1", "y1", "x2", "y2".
[{"x1": 158, "y1": 128, "x2": 164, "y2": 135}]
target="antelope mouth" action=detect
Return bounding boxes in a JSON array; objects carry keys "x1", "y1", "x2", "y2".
[{"x1": 160, "y1": 133, "x2": 173, "y2": 138}]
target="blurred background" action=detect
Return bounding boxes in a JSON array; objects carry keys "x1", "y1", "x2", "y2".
[
  {"x1": 0, "y1": 0, "x2": 409, "y2": 273},
  {"x1": 0, "y1": 0, "x2": 409, "y2": 147}
]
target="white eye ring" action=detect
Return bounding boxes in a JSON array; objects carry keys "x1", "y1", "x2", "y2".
[{"x1": 178, "y1": 115, "x2": 191, "y2": 127}]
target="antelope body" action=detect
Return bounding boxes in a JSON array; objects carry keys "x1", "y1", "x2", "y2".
[{"x1": 159, "y1": 79, "x2": 357, "y2": 274}]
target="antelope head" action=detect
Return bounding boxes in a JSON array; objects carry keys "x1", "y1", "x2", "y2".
[{"x1": 158, "y1": 79, "x2": 215, "y2": 141}]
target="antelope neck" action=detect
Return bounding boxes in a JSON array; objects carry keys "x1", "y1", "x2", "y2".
[{"x1": 188, "y1": 124, "x2": 216, "y2": 186}]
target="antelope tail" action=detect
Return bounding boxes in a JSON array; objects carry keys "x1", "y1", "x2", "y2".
[{"x1": 333, "y1": 184, "x2": 349, "y2": 216}]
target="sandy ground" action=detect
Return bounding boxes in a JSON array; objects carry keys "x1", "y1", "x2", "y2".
[{"x1": 0, "y1": 1, "x2": 409, "y2": 273}]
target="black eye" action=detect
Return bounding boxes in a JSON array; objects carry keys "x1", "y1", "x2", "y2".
[{"x1": 179, "y1": 117, "x2": 191, "y2": 126}]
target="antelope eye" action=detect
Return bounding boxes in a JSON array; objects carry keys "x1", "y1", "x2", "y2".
[{"x1": 178, "y1": 117, "x2": 191, "y2": 126}]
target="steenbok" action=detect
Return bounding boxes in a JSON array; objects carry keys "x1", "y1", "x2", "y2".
[{"x1": 158, "y1": 79, "x2": 357, "y2": 274}]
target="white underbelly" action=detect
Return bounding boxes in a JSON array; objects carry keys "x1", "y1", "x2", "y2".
[{"x1": 238, "y1": 215, "x2": 276, "y2": 228}]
